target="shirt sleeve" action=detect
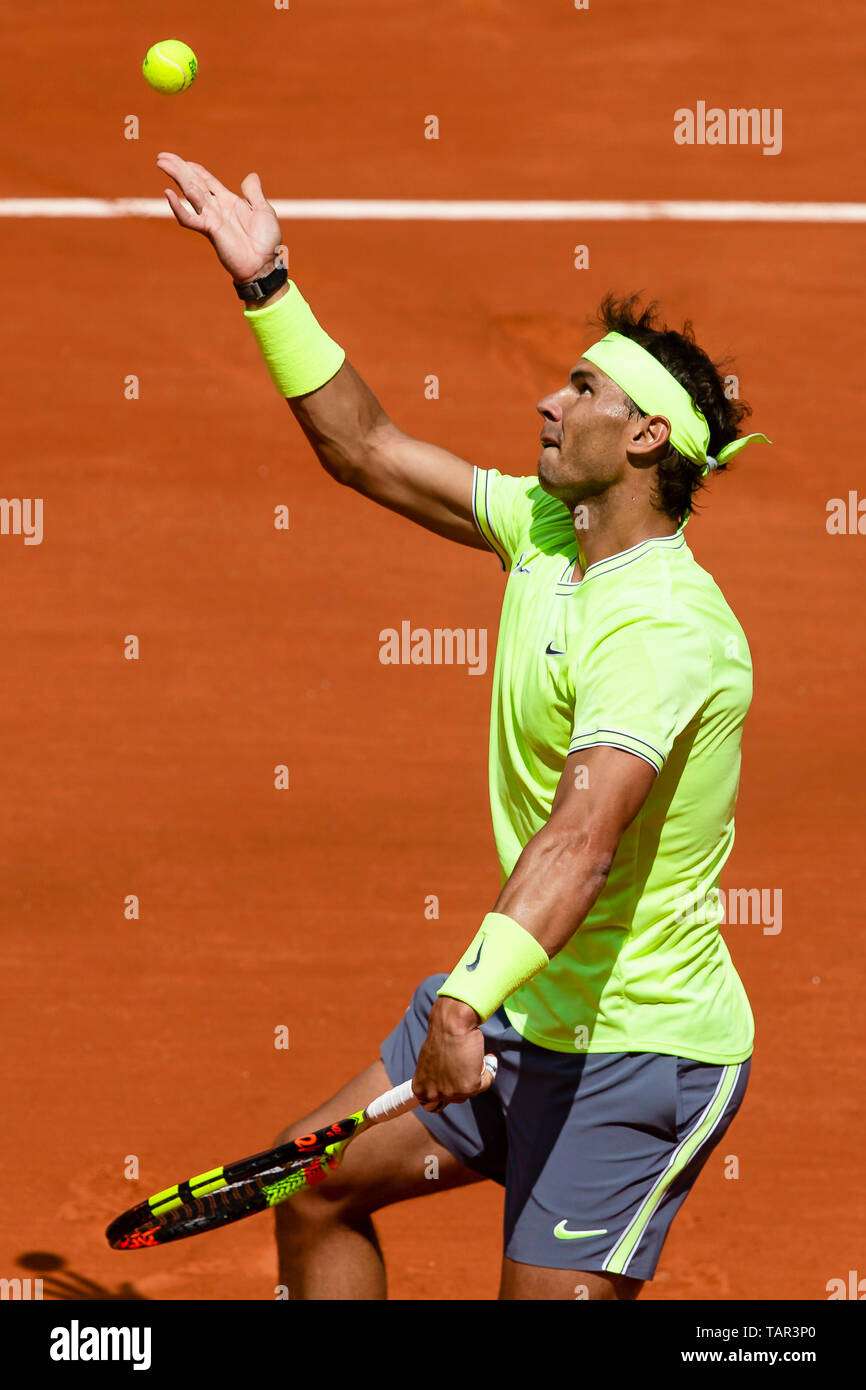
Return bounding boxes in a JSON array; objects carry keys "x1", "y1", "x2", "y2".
[
  {"x1": 569, "y1": 612, "x2": 711, "y2": 773},
  {"x1": 471, "y1": 467, "x2": 538, "y2": 570}
]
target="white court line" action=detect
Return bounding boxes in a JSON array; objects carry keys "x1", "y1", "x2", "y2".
[{"x1": 0, "y1": 197, "x2": 864, "y2": 223}]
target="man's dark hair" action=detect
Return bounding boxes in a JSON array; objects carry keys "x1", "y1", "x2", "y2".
[{"x1": 590, "y1": 294, "x2": 753, "y2": 524}]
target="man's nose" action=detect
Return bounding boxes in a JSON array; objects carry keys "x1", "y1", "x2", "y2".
[{"x1": 536, "y1": 394, "x2": 563, "y2": 421}]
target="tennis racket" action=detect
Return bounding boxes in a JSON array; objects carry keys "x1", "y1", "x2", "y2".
[{"x1": 106, "y1": 1054, "x2": 498, "y2": 1249}]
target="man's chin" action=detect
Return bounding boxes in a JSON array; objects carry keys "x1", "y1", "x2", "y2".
[{"x1": 537, "y1": 449, "x2": 570, "y2": 499}]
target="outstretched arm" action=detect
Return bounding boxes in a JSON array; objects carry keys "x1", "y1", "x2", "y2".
[{"x1": 158, "y1": 152, "x2": 489, "y2": 552}]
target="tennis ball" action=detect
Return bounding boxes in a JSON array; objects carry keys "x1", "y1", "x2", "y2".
[{"x1": 142, "y1": 40, "x2": 198, "y2": 95}]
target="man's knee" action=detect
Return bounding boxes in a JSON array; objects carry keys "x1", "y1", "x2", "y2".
[
  {"x1": 271, "y1": 1184, "x2": 361, "y2": 1231},
  {"x1": 269, "y1": 1058, "x2": 481, "y2": 1235},
  {"x1": 272, "y1": 1118, "x2": 308, "y2": 1150},
  {"x1": 499, "y1": 1258, "x2": 644, "y2": 1301},
  {"x1": 580, "y1": 1271, "x2": 643, "y2": 1301}
]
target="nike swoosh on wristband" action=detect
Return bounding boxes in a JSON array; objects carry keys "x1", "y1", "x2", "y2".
[
  {"x1": 466, "y1": 937, "x2": 486, "y2": 972},
  {"x1": 553, "y1": 1221, "x2": 609, "y2": 1240}
]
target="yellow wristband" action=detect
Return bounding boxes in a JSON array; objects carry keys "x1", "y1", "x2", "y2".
[
  {"x1": 437, "y1": 913, "x2": 549, "y2": 1022},
  {"x1": 244, "y1": 280, "x2": 346, "y2": 398}
]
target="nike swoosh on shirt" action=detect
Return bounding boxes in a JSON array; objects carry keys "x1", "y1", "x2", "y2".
[
  {"x1": 553, "y1": 1221, "x2": 608, "y2": 1240},
  {"x1": 545, "y1": 642, "x2": 567, "y2": 656},
  {"x1": 466, "y1": 937, "x2": 486, "y2": 972}
]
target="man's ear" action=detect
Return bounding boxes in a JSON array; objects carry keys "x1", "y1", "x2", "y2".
[{"x1": 627, "y1": 413, "x2": 672, "y2": 465}]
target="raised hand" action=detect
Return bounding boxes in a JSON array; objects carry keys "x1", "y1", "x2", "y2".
[{"x1": 157, "y1": 152, "x2": 284, "y2": 285}]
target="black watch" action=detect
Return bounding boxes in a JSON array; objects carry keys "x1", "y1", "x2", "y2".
[{"x1": 233, "y1": 264, "x2": 289, "y2": 302}]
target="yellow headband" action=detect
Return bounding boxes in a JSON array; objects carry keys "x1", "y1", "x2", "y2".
[{"x1": 582, "y1": 331, "x2": 770, "y2": 475}]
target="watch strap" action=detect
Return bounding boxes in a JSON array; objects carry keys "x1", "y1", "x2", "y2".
[{"x1": 233, "y1": 264, "x2": 289, "y2": 302}]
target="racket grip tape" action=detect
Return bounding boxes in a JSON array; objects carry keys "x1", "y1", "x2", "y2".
[{"x1": 364, "y1": 1053, "x2": 498, "y2": 1124}]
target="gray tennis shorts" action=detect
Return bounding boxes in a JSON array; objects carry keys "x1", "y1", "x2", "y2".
[{"x1": 380, "y1": 974, "x2": 750, "y2": 1281}]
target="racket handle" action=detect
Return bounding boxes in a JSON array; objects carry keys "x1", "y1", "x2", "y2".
[{"x1": 364, "y1": 1052, "x2": 498, "y2": 1124}]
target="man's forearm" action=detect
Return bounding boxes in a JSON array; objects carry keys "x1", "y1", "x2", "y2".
[
  {"x1": 246, "y1": 307, "x2": 481, "y2": 546},
  {"x1": 244, "y1": 283, "x2": 403, "y2": 489},
  {"x1": 240, "y1": 266, "x2": 479, "y2": 546},
  {"x1": 288, "y1": 360, "x2": 395, "y2": 490},
  {"x1": 493, "y1": 827, "x2": 612, "y2": 958},
  {"x1": 434, "y1": 829, "x2": 613, "y2": 1027}
]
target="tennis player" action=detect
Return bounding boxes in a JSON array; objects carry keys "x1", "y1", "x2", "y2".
[{"x1": 158, "y1": 153, "x2": 770, "y2": 1301}]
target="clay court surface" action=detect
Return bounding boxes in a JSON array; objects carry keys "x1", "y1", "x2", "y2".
[{"x1": 1, "y1": 1, "x2": 863, "y2": 1300}]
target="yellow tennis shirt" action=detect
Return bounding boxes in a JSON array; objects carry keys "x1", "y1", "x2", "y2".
[{"x1": 472, "y1": 467, "x2": 754, "y2": 1064}]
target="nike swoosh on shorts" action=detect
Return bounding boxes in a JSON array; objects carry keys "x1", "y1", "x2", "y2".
[{"x1": 553, "y1": 1220, "x2": 609, "y2": 1239}]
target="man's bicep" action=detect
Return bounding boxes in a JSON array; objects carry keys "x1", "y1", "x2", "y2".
[
  {"x1": 364, "y1": 422, "x2": 492, "y2": 550},
  {"x1": 289, "y1": 359, "x2": 494, "y2": 552},
  {"x1": 548, "y1": 746, "x2": 657, "y2": 851},
  {"x1": 363, "y1": 425, "x2": 533, "y2": 565}
]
